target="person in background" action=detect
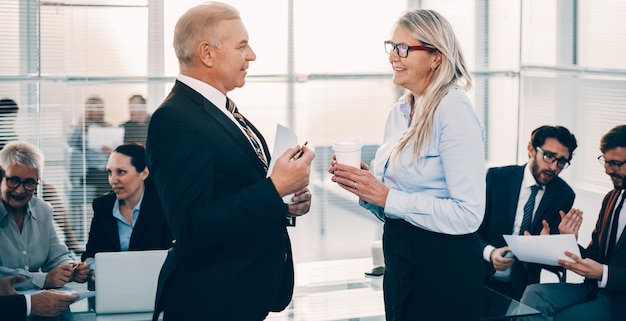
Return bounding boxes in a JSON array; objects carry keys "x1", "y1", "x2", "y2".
[
  {"x1": 0, "y1": 275, "x2": 79, "y2": 321},
  {"x1": 520, "y1": 124, "x2": 626, "y2": 321},
  {"x1": 81, "y1": 142, "x2": 172, "y2": 310},
  {"x1": 145, "y1": 2, "x2": 314, "y2": 320},
  {"x1": 82, "y1": 143, "x2": 172, "y2": 274},
  {"x1": 329, "y1": 8, "x2": 485, "y2": 320},
  {"x1": 67, "y1": 95, "x2": 112, "y2": 200},
  {"x1": 478, "y1": 125, "x2": 582, "y2": 300},
  {"x1": 0, "y1": 98, "x2": 19, "y2": 148},
  {"x1": 0, "y1": 141, "x2": 88, "y2": 320},
  {"x1": 0, "y1": 98, "x2": 82, "y2": 253},
  {"x1": 0, "y1": 141, "x2": 89, "y2": 288},
  {"x1": 122, "y1": 94, "x2": 150, "y2": 145}
]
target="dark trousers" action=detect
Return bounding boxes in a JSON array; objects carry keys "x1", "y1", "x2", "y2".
[{"x1": 383, "y1": 219, "x2": 483, "y2": 321}]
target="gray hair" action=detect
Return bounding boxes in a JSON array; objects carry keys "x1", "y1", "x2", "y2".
[
  {"x1": 0, "y1": 141, "x2": 44, "y2": 178},
  {"x1": 173, "y1": 1, "x2": 240, "y2": 66}
]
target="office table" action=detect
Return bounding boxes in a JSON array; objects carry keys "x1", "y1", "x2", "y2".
[{"x1": 71, "y1": 258, "x2": 540, "y2": 321}]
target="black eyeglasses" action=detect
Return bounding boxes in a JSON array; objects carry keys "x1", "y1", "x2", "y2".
[
  {"x1": 4, "y1": 176, "x2": 39, "y2": 191},
  {"x1": 536, "y1": 147, "x2": 570, "y2": 170},
  {"x1": 384, "y1": 40, "x2": 436, "y2": 58},
  {"x1": 598, "y1": 155, "x2": 626, "y2": 171}
]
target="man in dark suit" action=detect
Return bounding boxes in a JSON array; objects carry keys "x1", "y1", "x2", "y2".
[
  {"x1": 520, "y1": 124, "x2": 626, "y2": 321},
  {"x1": 478, "y1": 125, "x2": 582, "y2": 300},
  {"x1": 145, "y1": 2, "x2": 315, "y2": 321},
  {"x1": 0, "y1": 276, "x2": 78, "y2": 320}
]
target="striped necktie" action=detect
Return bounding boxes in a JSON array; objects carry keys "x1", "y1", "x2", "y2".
[
  {"x1": 226, "y1": 98, "x2": 268, "y2": 171},
  {"x1": 519, "y1": 185, "x2": 542, "y2": 235}
]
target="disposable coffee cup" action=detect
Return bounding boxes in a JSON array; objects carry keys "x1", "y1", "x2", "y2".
[
  {"x1": 332, "y1": 139, "x2": 363, "y2": 168},
  {"x1": 371, "y1": 240, "x2": 384, "y2": 267}
]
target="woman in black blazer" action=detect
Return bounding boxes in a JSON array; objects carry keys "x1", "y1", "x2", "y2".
[{"x1": 81, "y1": 143, "x2": 172, "y2": 275}]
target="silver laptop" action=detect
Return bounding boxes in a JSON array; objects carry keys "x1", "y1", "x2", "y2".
[{"x1": 95, "y1": 250, "x2": 168, "y2": 314}]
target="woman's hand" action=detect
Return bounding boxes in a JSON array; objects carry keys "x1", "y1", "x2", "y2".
[{"x1": 328, "y1": 158, "x2": 388, "y2": 207}]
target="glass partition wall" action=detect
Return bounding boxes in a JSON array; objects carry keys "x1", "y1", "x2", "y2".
[{"x1": 1, "y1": 0, "x2": 626, "y2": 273}]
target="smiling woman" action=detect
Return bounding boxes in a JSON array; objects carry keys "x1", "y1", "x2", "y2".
[{"x1": 0, "y1": 141, "x2": 89, "y2": 302}]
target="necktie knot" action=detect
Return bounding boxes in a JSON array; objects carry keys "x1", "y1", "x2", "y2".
[{"x1": 530, "y1": 184, "x2": 542, "y2": 195}]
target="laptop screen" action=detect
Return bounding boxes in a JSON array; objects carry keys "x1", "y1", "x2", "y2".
[{"x1": 95, "y1": 250, "x2": 168, "y2": 314}]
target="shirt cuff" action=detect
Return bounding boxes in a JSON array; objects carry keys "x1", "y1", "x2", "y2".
[
  {"x1": 598, "y1": 264, "x2": 609, "y2": 288},
  {"x1": 483, "y1": 245, "x2": 495, "y2": 262},
  {"x1": 25, "y1": 294, "x2": 31, "y2": 316},
  {"x1": 31, "y1": 272, "x2": 46, "y2": 289},
  {"x1": 383, "y1": 189, "x2": 407, "y2": 220}
]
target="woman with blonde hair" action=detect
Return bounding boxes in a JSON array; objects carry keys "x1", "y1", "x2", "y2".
[{"x1": 330, "y1": 9, "x2": 485, "y2": 320}]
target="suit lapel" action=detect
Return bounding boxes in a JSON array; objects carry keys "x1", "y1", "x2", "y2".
[
  {"x1": 507, "y1": 167, "x2": 524, "y2": 229},
  {"x1": 172, "y1": 81, "x2": 268, "y2": 174},
  {"x1": 102, "y1": 195, "x2": 122, "y2": 249},
  {"x1": 201, "y1": 100, "x2": 268, "y2": 173}
]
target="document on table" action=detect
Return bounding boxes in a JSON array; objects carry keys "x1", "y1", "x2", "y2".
[
  {"x1": 18, "y1": 287, "x2": 95, "y2": 301},
  {"x1": 503, "y1": 234, "x2": 581, "y2": 266},
  {"x1": 266, "y1": 124, "x2": 299, "y2": 204}
]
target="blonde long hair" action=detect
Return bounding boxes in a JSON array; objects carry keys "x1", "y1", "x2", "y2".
[{"x1": 391, "y1": 9, "x2": 472, "y2": 164}]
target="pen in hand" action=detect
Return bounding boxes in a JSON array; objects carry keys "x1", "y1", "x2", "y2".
[{"x1": 290, "y1": 141, "x2": 308, "y2": 161}]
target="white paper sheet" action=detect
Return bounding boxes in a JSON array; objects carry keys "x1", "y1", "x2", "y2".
[
  {"x1": 503, "y1": 234, "x2": 581, "y2": 266},
  {"x1": 18, "y1": 287, "x2": 95, "y2": 301},
  {"x1": 266, "y1": 124, "x2": 299, "y2": 204},
  {"x1": 88, "y1": 125, "x2": 124, "y2": 150}
]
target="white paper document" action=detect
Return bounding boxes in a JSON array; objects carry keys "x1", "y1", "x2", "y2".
[
  {"x1": 88, "y1": 125, "x2": 124, "y2": 150},
  {"x1": 18, "y1": 287, "x2": 95, "y2": 301},
  {"x1": 266, "y1": 124, "x2": 299, "y2": 204},
  {"x1": 503, "y1": 234, "x2": 581, "y2": 266}
]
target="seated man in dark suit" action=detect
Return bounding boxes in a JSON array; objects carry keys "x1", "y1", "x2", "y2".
[
  {"x1": 0, "y1": 276, "x2": 78, "y2": 321},
  {"x1": 478, "y1": 125, "x2": 582, "y2": 300},
  {"x1": 520, "y1": 124, "x2": 626, "y2": 321}
]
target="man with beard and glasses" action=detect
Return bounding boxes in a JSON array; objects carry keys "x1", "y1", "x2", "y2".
[
  {"x1": 478, "y1": 125, "x2": 583, "y2": 301},
  {"x1": 519, "y1": 124, "x2": 626, "y2": 321}
]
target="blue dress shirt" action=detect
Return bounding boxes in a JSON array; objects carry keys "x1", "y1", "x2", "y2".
[{"x1": 361, "y1": 88, "x2": 486, "y2": 235}]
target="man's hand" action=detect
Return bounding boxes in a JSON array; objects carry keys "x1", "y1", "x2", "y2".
[
  {"x1": 0, "y1": 275, "x2": 26, "y2": 295},
  {"x1": 30, "y1": 290, "x2": 79, "y2": 317},
  {"x1": 270, "y1": 145, "x2": 315, "y2": 197},
  {"x1": 490, "y1": 247, "x2": 515, "y2": 271},
  {"x1": 70, "y1": 262, "x2": 90, "y2": 283},
  {"x1": 44, "y1": 264, "x2": 74, "y2": 289},
  {"x1": 559, "y1": 250, "x2": 603, "y2": 279},
  {"x1": 558, "y1": 208, "x2": 583, "y2": 238},
  {"x1": 287, "y1": 188, "x2": 311, "y2": 217}
]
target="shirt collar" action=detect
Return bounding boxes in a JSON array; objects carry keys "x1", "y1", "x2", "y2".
[
  {"x1": 0, "y1": 198, "x2": 35, "y2": 222},
  {"x1": 113, "y1": 191, "x2": 145, "y2": 221},
  {"x1": 523, "y1": 164, "x2": 541, "y2": 189},
  {"x1": 177, "y1": 74, "x2": 227, "y2": 111}
]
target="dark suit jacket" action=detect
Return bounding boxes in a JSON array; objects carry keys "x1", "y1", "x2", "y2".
[
  {"x1": 146, "y1": 81, "x2": 293, "y2": 321},
  {"x1": 582, "y1": 189, "x2": 626, "y2": 319},
  {"x1": 81, "y1": 181, "x2": 173, "y2": 261},
  {"x1": 478, "y1": 164, "x2": 575, "y2": 299},
  {"x1": 0, "y1": 294, "x2": 26, "y2": 321}
]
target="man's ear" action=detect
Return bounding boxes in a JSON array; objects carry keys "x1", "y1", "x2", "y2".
[
  {"x1": 197, "y1": 42, "x2": 214, "y2": 67},
  {"x1": 527, "y1": 142, "x2": 534, "y2": 158}
]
